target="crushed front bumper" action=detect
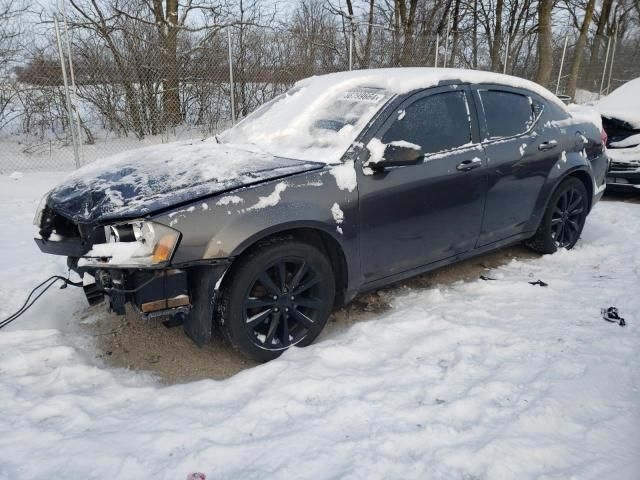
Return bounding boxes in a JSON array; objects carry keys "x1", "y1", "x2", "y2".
[
  {"x1": 36, "y1": 234, "x2": 231, "y2": 347},
  {"x1": 81, "y1": 262, "x2": 229, "y2": 347}
]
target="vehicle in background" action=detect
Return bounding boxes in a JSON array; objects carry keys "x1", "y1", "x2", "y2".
[
  {"x1": 34, "y1": 68, "x2": 608, "y2": 363},
  {"x1": 595, "y1": 77, "x2": 640, "y2": 191}
]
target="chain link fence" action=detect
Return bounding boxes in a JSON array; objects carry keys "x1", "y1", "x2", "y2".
[{"x1": 1, "y1": 13, "x2": 639, "y2": 173}]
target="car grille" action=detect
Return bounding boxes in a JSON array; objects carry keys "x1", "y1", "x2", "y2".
[{"x1": 610, "y1": 161, "x2": 640, "y2": 172}]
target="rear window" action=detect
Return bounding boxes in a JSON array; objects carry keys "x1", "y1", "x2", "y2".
[
  {"x1": 382, "y1": 91, "x2": 472, "y2": 155},
  {"x1": 479, "y1": 90, "x2": 534, "y2": 138}
]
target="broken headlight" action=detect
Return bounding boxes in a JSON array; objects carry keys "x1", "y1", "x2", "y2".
[
  {"x1": 79, "y1": 221, "x2": 181, "y2": 268},
  {"x1": 33, "y1": 190, "x2": 51, "y2": 227}
]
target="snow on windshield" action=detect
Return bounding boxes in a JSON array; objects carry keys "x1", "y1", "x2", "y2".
[
  {"x1": 221, "y1": 84, "x2": 393, "y2": 163},
  {"x1": 221, "y1": 68, "x2": 566, "y2": 164}
]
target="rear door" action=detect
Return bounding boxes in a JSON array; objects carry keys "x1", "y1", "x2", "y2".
[
  {"x1": 472, "y1": 85, "x2": 561, "y2": 246},
  {"x1": 357, "y1": 85, "x2": 488, "y2": 282}
]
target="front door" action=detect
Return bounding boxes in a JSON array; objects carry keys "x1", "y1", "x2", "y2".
[{"x1": 358, "y1": 86, "x2": 488, "y2": 283}]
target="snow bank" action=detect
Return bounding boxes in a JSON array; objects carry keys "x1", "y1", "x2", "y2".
[{"x1": 1, "y1": 173, "x2": 639, "y2": 479}]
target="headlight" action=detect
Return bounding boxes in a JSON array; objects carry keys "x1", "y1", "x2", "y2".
[
  {"x1": 79, "y1": 221, "x2": 180, "y2": 268},
  {"x1": 33, "y1": 190, "x2": 51, "y2": 226}
]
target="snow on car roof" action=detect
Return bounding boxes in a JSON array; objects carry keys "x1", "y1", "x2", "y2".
[
  {"x1": 222, "y1": 68, "x2": 567, "y2": 163},
  {"x1": 295, "y1": 67, "x2": 567, "y2": 108},
  {"x1": 595, "y1": 77, "x2": 640, "y2": 129}
]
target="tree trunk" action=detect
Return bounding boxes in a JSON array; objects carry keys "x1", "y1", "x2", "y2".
[
  {"x1": 535, "y1": 0, "x2": 553, "y2": 87},
  {"x1": 473, "y1": 0, "x2": 478, "y2": 68},
  {"x1": 396, "y1": 0, "x2": 418, "y2": 65},
  {"x1": 567, "y1": 0, "x2": 596, "y2": 98},
  {"x1": 152, "y1": 0, "x2": 181, "y2": 126},
  {"x1": 362, "y1": 0, "x2": 375, "y2": 67},
  {"x1": 586, "y1": 0, "x2": 613, "y2": 88},
  {"x1": 161, "y1": 0, "x2": 181, "y2": 126},
  {"x1": 450, "y1": 0, "x2": 462, "y2": 67},
  {"x1": 490, "y1": 0, "x2": 504, "y2": 71}
]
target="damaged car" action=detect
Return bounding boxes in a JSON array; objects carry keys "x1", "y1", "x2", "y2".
[
  {"x1": 596, "y1": 77, "x2": 640, "y2": 190},
  {"x1": 34, "y1": 68, "x2": 608, "y2": 362}
]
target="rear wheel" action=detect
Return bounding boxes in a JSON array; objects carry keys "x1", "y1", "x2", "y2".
[
  {"x1": 217, "y1": 239, "x2": 335, "y2": 362},
  {"x1": 527, "y1": 177, "x2": 589, "y2": 254}
]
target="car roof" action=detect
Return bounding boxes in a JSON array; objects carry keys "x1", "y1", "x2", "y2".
[{"x1": 296, "y1": 67, "x2": 568, "y2": 110}]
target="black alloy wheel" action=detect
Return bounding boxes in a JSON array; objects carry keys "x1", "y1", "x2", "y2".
[
  {"x1": 243, "y1": 257, "x2": 329, "y2": 350},
  {"x1": 526, "y1": 177, "x2": 589, "y2": 254},
  {"x1": 218, "y1": 239, "x2": 335, "y2": 362},
  {"x1": 550, "y1": 185, "x2": 585, "y2": 248}
]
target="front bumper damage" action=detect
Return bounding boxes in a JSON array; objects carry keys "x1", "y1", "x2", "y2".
[{"x1": 35, "y1": 209, "x2": 230, "y2": 347}]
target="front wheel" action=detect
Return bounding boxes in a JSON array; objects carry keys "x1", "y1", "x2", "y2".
[
  {"x1": 527, "y1": 177, "x2": 589, "y2": 254},
  {"x1": 217, "y1": 239, "x2": 335, "y2": 362}
]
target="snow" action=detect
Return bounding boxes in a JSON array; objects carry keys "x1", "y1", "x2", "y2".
[
  {"x1": 366, "y1": 139, "x2": 422, "y2": 166},
  {"x1": 215, "y1": 195, "x2": 244, "y2": 206},
  {"x1": 568, "y1": 103, "x2": 603, "y2": 131},
  {"x1": 46, "y1": 140, "x2": 318, "y2": 223},
  {"x1": 331, "y1": 203, "x2": 345, "y2": 235},
  {"x1": 221, "y1": 68, "x2": 568, "y2": 164},
  {"x1": 330, "y1": 202, "x2": 344, "y2": 224},
  {"x1": 608, "y1": 148, "x2": 640, "y2": 166},
  {"x1": 1, "y1": 173, "x2": 640, "y2": 479},
  {"x1": 366, "y1": 138, "x2": 387, "y2": 164},
  {"x1": 519, "y1": 143, "x2": 527, "y2": 156},
  {"x1": 79, "y1": 241, "x2": 149, "y2": 267},
  {"x1": 329, "y1": 160, "x2": 357, "y2": 192},
  {"x1": 595, "y1": 77, "x2": 640, "y2": 128},
  {"x1": 610, "y1": 133, "x2": 640, "y2": 149},
  {"x1": 245, "y1": 182, "x2": 287, "y2": 211}
]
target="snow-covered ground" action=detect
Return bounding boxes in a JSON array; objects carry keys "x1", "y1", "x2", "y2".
[{"x1": 0, "y1": 173, "x2": 639, "y2": 479}]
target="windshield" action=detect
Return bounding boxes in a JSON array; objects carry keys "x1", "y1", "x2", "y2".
[{"x1": 220, "y1": 82, "x2": 394, "y2": 163}]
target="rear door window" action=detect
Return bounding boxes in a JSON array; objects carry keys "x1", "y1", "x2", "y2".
[
  {"x1": 382, "y1": 91, "x2": 472, "y2": 155},
  {"x1": 478, "y1": 90, "x2": 534, "y2": 138}
]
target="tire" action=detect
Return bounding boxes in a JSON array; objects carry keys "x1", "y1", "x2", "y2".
[
  {"x1": 526, "y1": 177, "x2": 589, "y2": 254},
  {"x1": 217, "y1": 238, "x2": 335, "y2": 362}
]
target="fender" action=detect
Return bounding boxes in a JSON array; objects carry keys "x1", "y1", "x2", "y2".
[{"x1": 153, "y1": 166, "x2": 361, "y2": 296}]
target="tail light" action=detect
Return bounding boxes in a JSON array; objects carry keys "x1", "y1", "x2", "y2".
[{"x1": 601, "y1": 128, "x2": 608, "y2": 147}]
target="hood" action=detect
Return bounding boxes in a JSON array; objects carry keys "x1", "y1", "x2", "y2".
[
  {"x1": 47, "y1": 139, "x2": 323, "y2": 223},
  {"x1": 596, "y1": 77, "x2": 640, "y2": 130}
]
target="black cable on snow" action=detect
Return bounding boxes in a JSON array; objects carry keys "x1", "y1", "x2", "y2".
[{"x1": 0, "y1": 275, "x2": 83, "y2": 330}]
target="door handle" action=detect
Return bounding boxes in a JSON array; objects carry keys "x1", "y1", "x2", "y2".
[
  {"x1": 538, "y1": 140, "x2": 558, "y2": 151},
  {"x1": 456, "y1": 158, "x2": 483, "y2": 171}
]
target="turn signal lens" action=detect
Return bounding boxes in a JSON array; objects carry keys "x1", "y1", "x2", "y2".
[{"x1": 152, "y1": 234, "x2": 177, "y2": 263}]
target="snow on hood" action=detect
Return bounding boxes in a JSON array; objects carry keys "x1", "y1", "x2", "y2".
[
  {"x1": 595, "y1": 77, "x2": 640, "y2": 129},
  {"x1": 47, "y1": 138, "x2": 322, "y2": 223}
]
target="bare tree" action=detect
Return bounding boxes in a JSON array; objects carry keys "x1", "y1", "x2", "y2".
[
  {"x1": 566, "y1": 0, "x2": 596, "y2": 98},
  {"x1": 535, "y1": 0, "x2": 554, "y2": 86}
]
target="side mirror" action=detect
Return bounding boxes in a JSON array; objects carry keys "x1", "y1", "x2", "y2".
[{"x1": 367, "y1": 141, "x2": 424, "y2": 170}]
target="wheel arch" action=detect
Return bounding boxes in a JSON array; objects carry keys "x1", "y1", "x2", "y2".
[
  {"x1": 531, "y1": 166, "x2": 594, "y2": 234},
  {"x1": 226, "y1": 223, "x2": 350, "y2": 307}
]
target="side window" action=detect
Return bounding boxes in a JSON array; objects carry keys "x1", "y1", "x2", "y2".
[
  {"x1": 382, "y1": 91, "x2": 472, "y2": 155},
  {"x1": 546, "y1": 101, "x2": 571, "y2": 121},
  {"x1": 478, "y1": 90, "x2": 534, "y2": 138}
]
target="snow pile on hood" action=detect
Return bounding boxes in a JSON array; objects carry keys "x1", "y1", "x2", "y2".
[
  {"x1": 221, "y1": 68, "x2": 567, "y2": 164},
  {"x1": 47, "y1": 140, "x2": 321, "y2": 222},
  {"x1": 595, "y1": 77, "x2": 640, "y2": 128}
]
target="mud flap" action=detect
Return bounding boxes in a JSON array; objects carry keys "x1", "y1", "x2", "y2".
[{"x1": 183, "y1": 265, "x2": 227, "y2": 347}]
